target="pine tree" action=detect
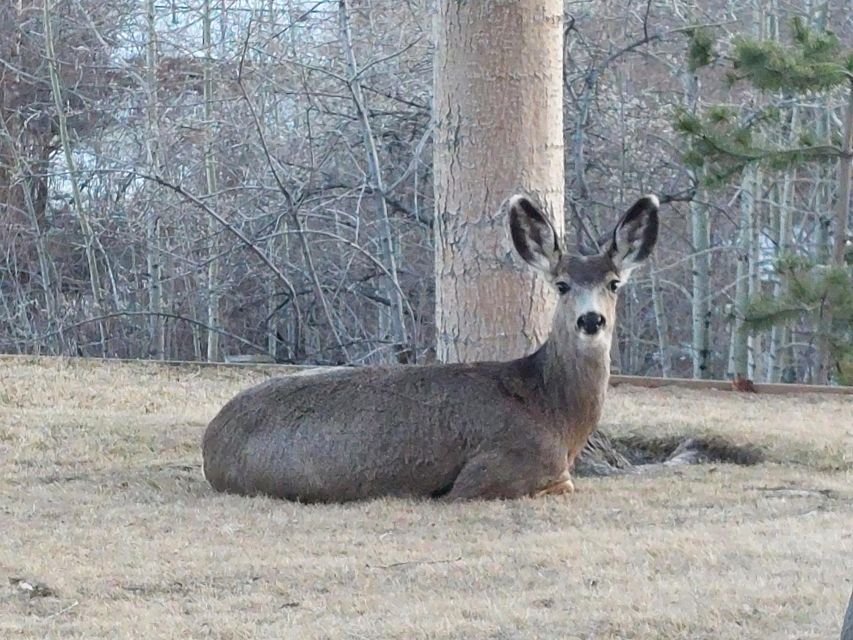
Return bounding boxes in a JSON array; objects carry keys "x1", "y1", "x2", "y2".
[
  {"x1": 675, "y1": 18, "x2": 853, "y2": 384},
  {"x1": 746, "y1": 256, "x2": 852, "y2": 385}
]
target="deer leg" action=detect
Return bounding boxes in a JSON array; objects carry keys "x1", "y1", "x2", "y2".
[
  {"x1": 532, "y1": 469, "x2": 575, "y2": 497},
  {"x1": 444, "y1": 450, "x2": 565, "y2": 501}
]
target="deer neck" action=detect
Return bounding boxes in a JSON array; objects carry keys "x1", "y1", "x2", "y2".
[{"x1": 530, "y1": 323, "x2": 611, "y2": 426}]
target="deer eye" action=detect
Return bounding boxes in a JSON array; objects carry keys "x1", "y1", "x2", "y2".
[
  {"x1": 608, "y1": 279, "x2": 621, "y2": 293},
  {"x1": 556, "y1": 282, "x2": 571, "y2": 295}
]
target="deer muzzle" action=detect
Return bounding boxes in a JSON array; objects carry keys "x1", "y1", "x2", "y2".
[{"x1": 576, "y1": 312, "x2": 606, "y2": 336}]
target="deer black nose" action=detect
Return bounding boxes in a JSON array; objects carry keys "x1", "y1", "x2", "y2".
[{"x1": 577, "y1": 312, "x2": 606, "y2": 335}]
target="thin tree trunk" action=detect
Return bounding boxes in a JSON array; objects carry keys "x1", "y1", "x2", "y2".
[
  {"x1": 650, "y1": 259, "x2": 672, "y2": 377},
  {"x1": 610, "y1": 329, "x2": 623, "y2": 374},
  {"x1": 202, "y1": 0, "x2": 221, "y2": 362},
  {"x1": 338, "y1": 0, "x2": 409, "y2": 361},
  {"x1": 815, "y1": 80, "x2": 853, "y2": 384},
  {"x1": 433, "y1": 0, "x2": 564, "y2": 362},
  {"x1": 145, "y1": 0, "x2": 165, "y2": 359},
  {"x1": 0, "y1": 118, "x2": 60, "y2": 353},
  {"x1": 831, "y1": 82, "x2": 851, "y2": 268},
  {"x1": 730, "y1": 164, "x2": 756, "y2": 378},
  {"x1": 43, "y1": 0, "x2": 107, "y2": 356},
  {"x1": 767, "y1": 106, "x2": 798, "y2": 381},
  {"x1": 747, "y1": 166, "x2": 762, "y2": 380},
  {"x1": 683, "y1": 69, "x2": 712, "y2": 378},
  {"x1": 691, "y1": 195, "x2": 712, "y2": 378},
  {"x1": 811, "y1": 86, "x2": 850, "y2": 383}
]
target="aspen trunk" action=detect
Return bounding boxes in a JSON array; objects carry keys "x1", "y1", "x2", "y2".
[
  {"x1": 747, "y1": 167, "x2": 762, "y2": 380},
  {"x1": 768, "y1": 106, "x2": 798, "y2": 381},
  {"x1": 145, "y1": 0, "x2": 165, "y2": 359},
  {"x1": 339, "y1": 0, "x2": 409, "y2": 361},
  {"x1": 202, "y1": 0, "x2": 220, "y2": 362},
  {"x1": 831, "y1": 81, "x2": 851, "y2": 269},
  {"x1": 690, "y1": 195, "x2": 712, "y2": 378},
  {"x1": 730, "y1": 164, "x2": 756, "y2": 378},
  {"x1": 434, "y1": 0, "x2": 564, "y2": 362},
  {"x1": 650, "y1": 259, "x2": 672, "y2": 377},
  {"x1": 680, "y1": 69, "x2": 713, "y2": 378},
  {"x1": 43, "y1": 0, "x2": 107, "y2": 356}
]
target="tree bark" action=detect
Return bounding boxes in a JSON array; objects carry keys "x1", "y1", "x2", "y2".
[
  {"x1": 650, "y1": 258, "x2": 672, "y2": 377},
  {"x1": 43, "y1": 0, "x2": 107, "y2": 356},
  {"x1": 690, "y1": 195, "x2": 712, "y2": 378},
  {"x1": 683, "y1": 69, "x2": 712, "y2": 379},
  {"x1": 831, "y1": 80, "x2": 852, "y2": 268},
  {"x1": 339, "y1": 0, "x2": 409, "y2": 361},
  {"x1": 747, "y1": 166, "x2": 762, "y2": 380},
  {"x1": 202, "y1": 0, "x2": 221, "y2": 362},
  {"x1": 145, "y1": 0, "x2": 165, "y2": 360},
  {"x1": 730, "y1": 163, "x2": 757, "y2": 378},
  {"x1": 433, "y1": 2, "x2": 629, "y2": 475},
  {"x1": 433, "y1": 0, "x2": 564, "y2": 363}
]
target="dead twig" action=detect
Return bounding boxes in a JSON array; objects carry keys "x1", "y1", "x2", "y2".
[
  {"x1": 367, "y1": 556, "x2": 462, "y2": 570},
  {"x1": 43, "y1": 600, "x2": 79, "y2": 618}
]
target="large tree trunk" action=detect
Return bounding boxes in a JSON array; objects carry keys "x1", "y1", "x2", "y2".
[
  {"x1": 433, "y1": 0, "x2": 564, "y2": 363},
  {"x1": 433, "y1": 1, "x2": 627, "y2": 474}
]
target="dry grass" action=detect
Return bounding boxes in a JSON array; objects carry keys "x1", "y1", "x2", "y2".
[{"x1": 0, "y1": 356, "x2": 851, "y2": 639}]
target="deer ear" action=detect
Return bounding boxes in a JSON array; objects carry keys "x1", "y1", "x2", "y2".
[
  {"x1": 607, "y1": 195, "x2": 659, "y2": 276},
  {"x1": 508, "y1": 194, "x2": 561, "y2": 274}
]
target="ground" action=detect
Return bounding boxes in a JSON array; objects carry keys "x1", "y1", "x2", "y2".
[{"x1": 0, "y1": 357, "x2": 850, "y2": 639}]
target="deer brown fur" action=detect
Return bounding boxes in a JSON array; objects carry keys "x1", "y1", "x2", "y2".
[{"x1": 202, "y1": 193, "x2": 660, "y2": 502}]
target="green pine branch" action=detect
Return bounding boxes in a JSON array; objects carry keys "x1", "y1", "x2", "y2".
[{"x1": 675, "y1": 19, "x2": 852, "y2": 184}]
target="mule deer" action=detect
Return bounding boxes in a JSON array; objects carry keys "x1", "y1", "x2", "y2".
[{"x1": 202, "y1": 193, "x2": 659, "y2": 502}]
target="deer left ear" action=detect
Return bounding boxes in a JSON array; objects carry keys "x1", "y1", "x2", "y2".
[
  {"x1": 607, "y1": 195, "x2": 659, "y2": 276},
  {"x1": 508, "y1": 194, "x2": 561, "y2": 275}
]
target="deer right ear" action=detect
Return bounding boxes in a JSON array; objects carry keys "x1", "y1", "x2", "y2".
[{"x1": 508, "y1": 195, "x2": 561, "y2": 274}]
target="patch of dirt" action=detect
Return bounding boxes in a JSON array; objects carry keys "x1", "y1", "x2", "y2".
[
  {"x1": 8, "y1": 577, "x2": 58, "y2": 599},
  {"x1": 575, "y1": 433, "x2": 764, "y2": 476},
  {"x1": 617, "y1": 434, "x2": 765, "y2": 466}
]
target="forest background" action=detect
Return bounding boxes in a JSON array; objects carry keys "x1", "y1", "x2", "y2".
[{"x1": 1, "y1": 0, "x2": 851, "y2": 384}]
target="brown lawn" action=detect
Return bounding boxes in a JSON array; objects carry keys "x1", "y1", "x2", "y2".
[{"x1": 0, "y1": 357, "x2": 851, "y2": 639}]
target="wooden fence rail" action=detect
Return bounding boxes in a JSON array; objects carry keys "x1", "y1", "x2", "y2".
[{"x1": 2, "y1": 355, "x2": 851, "y2": 396}]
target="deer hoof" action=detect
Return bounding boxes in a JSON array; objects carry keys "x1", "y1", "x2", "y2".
[{"x1": 534, "y1": 475, "x2": 575, "y2": 497}]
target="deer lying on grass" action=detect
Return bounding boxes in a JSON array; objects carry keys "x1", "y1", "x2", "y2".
[{"x1": 202, "y1": 193, "x2": 659, "y2": 502}]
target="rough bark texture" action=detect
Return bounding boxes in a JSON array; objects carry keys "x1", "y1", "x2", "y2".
[{"x1": 433, "y1": 0, "x2": 564, "y2": 362}]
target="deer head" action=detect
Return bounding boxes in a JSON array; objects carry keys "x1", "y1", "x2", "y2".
[{"x1": 509, "y1": 194, "x2": 659, "y2": 352}]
